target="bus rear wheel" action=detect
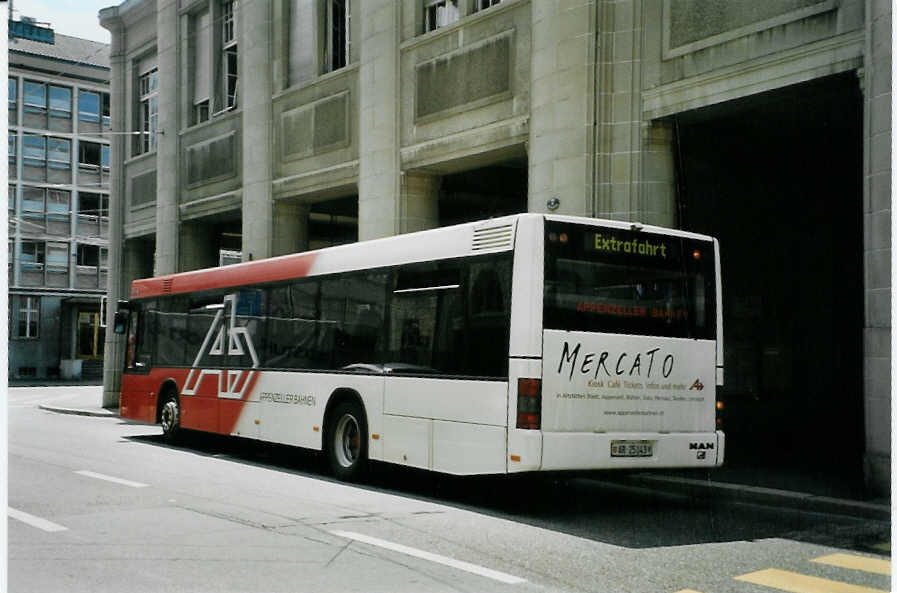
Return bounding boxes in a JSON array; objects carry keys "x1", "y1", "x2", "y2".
[
  {"x1": 326, "y1": 401, "x2": 368, "y2": 481},
  {"x1": 160, "y1": 394, "x2": 181, "y2": 443}
]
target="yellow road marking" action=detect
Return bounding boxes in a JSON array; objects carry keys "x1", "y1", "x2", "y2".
[
  {"x1": 812, "y1": 554, "x2": 891, "y2": 576},
  {"x1": 735, "y1": 568, "x2": 889, "y2": 593}
]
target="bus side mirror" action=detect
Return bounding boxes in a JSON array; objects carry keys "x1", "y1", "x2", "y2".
[{"x1": 113, "y1": 309, "x2": 131, "y2": 334}]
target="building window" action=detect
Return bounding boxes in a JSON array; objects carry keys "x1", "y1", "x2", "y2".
[
  {"x1": 9, "y1": 78, "x2": 17, "y2": 110},
  {"x1": 221, "y1": 0, "x2": 238, "y2": 110},
  {"x1": 20, "y1": 241, "x2": 45, "y2": 270},
  {"x1": 425, "y1": 0, "x2": 459, "y2": 32},
  {"x1": 102, "y1": 93, "x2": 111, "y2": 128},
  {"x1": 23, "y1": 134, "x2": 45, "y2": 165},
  {"x1": 138, "y1": 69, "x2": 159, "y2": 153},
  {"x1": 8, "y1": 133, "x2": 16, "y2": 167},
  {"x1": 79, "y1": 90, "x2": 111, "y2": 130},
  {"x1": 324, "y1": 0, "x2": 350, "y2": 73},
  {"x1": 79, "y1": 193, "x2": 109, "y2": 220},
  {"x1": 23, "y1": 80, "x2": 46, "y2": 113},
  {"x1": 47, "y1": 190, "x2": 71, "y2": 226},
  {"x1": 47, "y1": 137, "x2": 71, "y2": 170},
  {"x1": 77, "y1": 192, "x2": 109, "y2": 238},
  {"x1": 8, "y1": 185, "x2": 15, "y2": 216},
  {"x1": 49, "y1": 85, "x2": 72, "y2": 120},
  {"x1": 472, "y1": 0, "x2": 501, "y2": 11},
  {"x1": 77, "y1": 244, "x2": 107, "y2": 269},
  {"x1": 78, "y1": 90, "x2": 101, "y2": 123},
  {"x1": 192, "y1": 10, "x2": 211, "y2": 124},
  {"x1": 14, "y1": 296, "x2": 40, "y2": 339},
  {"x1": 79, "y1": 140, "x2": 103, "y2": 169},
  {"x1": 22, "y1": 186, "x2": 45, "y2": 229},
  {"x1": 20, "y1": 187, "x2": 71, "y2": 235}
]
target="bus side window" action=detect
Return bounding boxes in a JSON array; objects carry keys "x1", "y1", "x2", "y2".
[
  {"x1": 135, "y1": 300, "x2": 156, "y2": 369},
  {"x1": 340, "y1": 272, "x2": 388, "y2": 367},
  {"x1": 468, "y1": 259, "x2": 511, "y2": 377},
  {"x1": 125, "y1": 309, "x2": 139, "y2": 370}
]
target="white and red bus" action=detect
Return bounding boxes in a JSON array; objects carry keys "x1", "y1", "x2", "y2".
[{"x1": 115, "y1": 214, "x2": 724, "y2": 480}]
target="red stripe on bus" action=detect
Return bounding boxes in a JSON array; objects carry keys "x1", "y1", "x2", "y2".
[
  {"x1": 130, "y1": 252, "x2": 318, "y2": 299},
  {"x1": 120, "y1": 368, "x2": 260, "y2": 436}
]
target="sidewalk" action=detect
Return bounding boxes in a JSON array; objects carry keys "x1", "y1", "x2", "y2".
[{"x1": 29, "y1": 386, "x2": 890, "y2": 521}]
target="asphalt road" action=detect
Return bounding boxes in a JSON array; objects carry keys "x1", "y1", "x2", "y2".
[{"x1": 9, "y1": 387, "x2": 891, "y2": 593}]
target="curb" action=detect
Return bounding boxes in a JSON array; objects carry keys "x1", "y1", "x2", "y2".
[
  {"x1": 621, "y1": 473, "x2": 890, "y2": 521},
  {"x1": 38, "y1": 404, "x2": 118, "y2": 418}
]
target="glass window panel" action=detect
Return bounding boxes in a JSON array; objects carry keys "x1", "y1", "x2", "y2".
[
  {"x1": 22, "y1": 187, "x2": 44, "y2": 213},
  {"x1": 102, "y1": 93, "x2": 111, "y2": 127},
  {"x1": 8, "y1": 186, "x2": 15, "y2": 212},
  {"x1": 23, "y1": 81, "x2": 45, "y2": 108},
  {"x1": 101, "y1": 144, "x2": 110, "y2": 168},
  {"x1": 49, "y1": 86, "x2": 71, "y2": 113},
  {"x1": 341, "y1": 272, "x2": 388, "y2": 366},
  {"x1": 79, "y1": 193, "x2": 99, "y2": 216},
  {"x1": 79, "y1": 141, "x2": 101, "y2": 166},
  {"x1": 46, "y1": 242, "x2": 68, "y2": 265},
  {"x1": 23, "y1": 135, "x2": 46, "y2": 161},
  {"x1": 8, "y1": 78, "x2": 16, "y2": 104},
  {"x1": 47, "y1": 190, "x2": 70, "y2": 216},
  {"x1": 78, "y1": 90, "x2": 100, "y2": 122},
  {"x1": 77, "y1": 244, "x2": 99, "y2": 266},
  {"x1": 8, "y1": 133, "x2": 15, "y2": 158},
  {"x1": 47, "y1": 137, "x2": 71, "y2": 166}
]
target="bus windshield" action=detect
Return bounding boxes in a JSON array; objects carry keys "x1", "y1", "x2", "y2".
[{"x1": 543, "y1": 221, "x2": 716, "y2": 339}]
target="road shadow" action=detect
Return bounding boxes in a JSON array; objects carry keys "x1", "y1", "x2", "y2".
[{"x1": 123, "y1": 430, "x2": 889, "y2": 552}]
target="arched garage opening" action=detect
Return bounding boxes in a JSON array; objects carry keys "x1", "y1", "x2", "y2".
[{"x1": 674, "y1": 73, "x2": 864, "y2": 482}]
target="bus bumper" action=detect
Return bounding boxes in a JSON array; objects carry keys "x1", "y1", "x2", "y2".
[{"x1": 540, "y1": 430, "x2": 724, "y2": 471}]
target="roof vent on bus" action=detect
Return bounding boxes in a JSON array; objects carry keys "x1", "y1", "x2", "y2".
[
  {"x1": 161, "y1": 278, "x2": 173, "y2": 294},
  {"x1": 472, "y1": 223, "x2": 514, "y2": 252}
]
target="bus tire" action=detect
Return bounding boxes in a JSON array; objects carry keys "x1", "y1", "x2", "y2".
[
  {"x1": 159, "y1": 393, "x2": 181, "y2": 443},
  {"x1": 325, "y1": 400, "x2": 368, "y2": 481}
]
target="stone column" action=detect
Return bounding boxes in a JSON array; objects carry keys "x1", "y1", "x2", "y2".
[
  {"x1": 99, "y1": 11, "x2": 127, "y2": 408},
  {"x1": 272, "y1": 200, "x2": 309, "y2": 256},
  {"x1": 358, "y1": 0, "x2": 400, "y2": 240},
  {"x1": 638, "y1": 120, "x2": 676, "y2": 228},
  {"x1": 529, "y1": 1, "x2": 597, "y2": 217},
  {"x1": 241, "y1": 0, "x2": 274, "y2": 261},
  {"x1": 861, "y1": 0, "x2": 891, "y2": 495},
  {"x1": 399, "y1": 172, "x2": 440, "y2": 234},
  {"x1": 594, "y1": 0, "x2": 650, "y2": 222},
  {"x1": 154, "y1": 0, "x2": 180, "y2": 275}
]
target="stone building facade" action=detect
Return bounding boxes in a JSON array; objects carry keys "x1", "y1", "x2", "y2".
[
  {"x1": 9, "y1": 25, "x2": 112, "y2": 382},
  {"x1": 99, "y1": 0, "x2": 890, "y2": 494}
]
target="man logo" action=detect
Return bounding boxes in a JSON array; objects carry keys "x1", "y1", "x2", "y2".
[
  {"x1": 182, "y1": 293, "x2": 259, "y2": 400},
  {"x1": 689, "y1": 379, "x2": 704, "y2": 391}
]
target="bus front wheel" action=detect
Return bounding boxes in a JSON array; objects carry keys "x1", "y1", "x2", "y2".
[
  {"x1": 325, "y1": 401, "x2": 368, "y2": 481},
  {"x1": 160, "y1": 394, "x2": 181, "y2": 443}
]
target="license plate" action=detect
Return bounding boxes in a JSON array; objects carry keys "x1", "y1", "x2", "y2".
[{"x1": 610, "y1": 440, "x2": 653, "y2": 457}]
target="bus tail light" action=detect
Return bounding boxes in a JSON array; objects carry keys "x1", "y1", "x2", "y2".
[{"x1": 516, "y1": 378, "x2": 542, "y2": 430}]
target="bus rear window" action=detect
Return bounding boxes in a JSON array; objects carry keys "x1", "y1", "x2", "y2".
[{"x1": 544, "y1": 221, "x2": 716, "y2": 339}]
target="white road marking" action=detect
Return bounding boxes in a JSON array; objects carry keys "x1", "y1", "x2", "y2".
[
  {"x1": 74, "y1": 470, "x2": 149, "y2": 488},
  {"x1": 8, "y1": 508, "x2": 68, "y2": 532},
  {"x1": 330, "y1": 530, "x2": 526, "y2": 585}
]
